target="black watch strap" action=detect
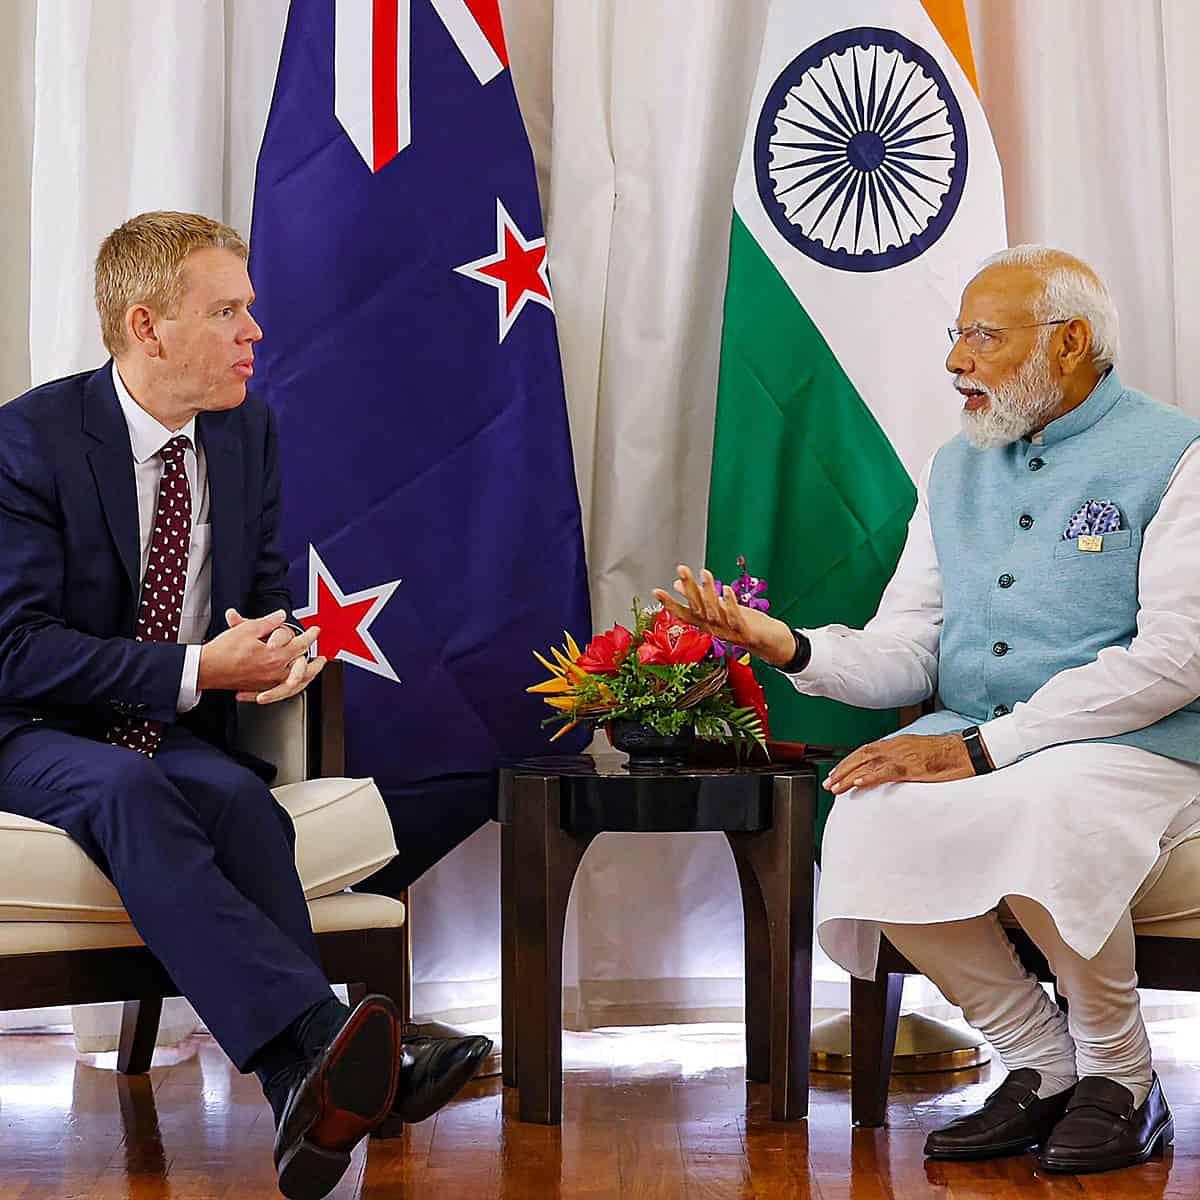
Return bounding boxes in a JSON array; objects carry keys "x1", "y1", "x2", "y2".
[
  {"x1": 778, "y1": 628, "x2": 812, "y2": 674},
  {"x1": 961, "y1": 726, "x2": 994, "y2": 775}
]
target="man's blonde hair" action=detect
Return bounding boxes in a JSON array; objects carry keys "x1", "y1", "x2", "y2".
[{"x1": 95, "y1": 211, "x2": 248, "y2": 356}]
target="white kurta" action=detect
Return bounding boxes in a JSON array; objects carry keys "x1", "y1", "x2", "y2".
[{"x1": 797, "y1": 439, "x2": 1200, "y2": 979}]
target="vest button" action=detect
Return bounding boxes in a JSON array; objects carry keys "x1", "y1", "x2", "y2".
[
  {"x1": 1028, "y1": 457, "x2": 1044, "y2": 471},
  {"x1": 998, "y1": 573, "x2": 1014, "y2": 588},
  {"x1": 1019, "y1": 514, "x2": 1034, "y2": 529},
  {"x1": 993, "y1": 704, "x2": 1010, "y2": 716},
  {"x1": 992, "y1": 641, "x2": 1009, "y2": 656}
]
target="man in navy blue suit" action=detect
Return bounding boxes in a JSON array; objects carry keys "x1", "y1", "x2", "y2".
[{"x1": 0, "y1": 212, "x2": 489, "y2": 1200}]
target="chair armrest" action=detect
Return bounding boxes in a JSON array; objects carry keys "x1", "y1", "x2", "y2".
[
  {"x1": 236, "y1": 661, "x2": 345, "y2": 785},
  {"x1": 898, "y1": 698, "x2": 935, "y2": 730}
]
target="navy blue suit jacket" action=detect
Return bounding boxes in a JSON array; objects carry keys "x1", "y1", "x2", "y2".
[{"x1": 0, "y1": 364, "x2": 294, "y2": 758}]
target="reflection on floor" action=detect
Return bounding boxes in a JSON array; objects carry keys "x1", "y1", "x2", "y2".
[{"x1": 1, "y1": 1018, "x2": 1198, "y2": 1197}]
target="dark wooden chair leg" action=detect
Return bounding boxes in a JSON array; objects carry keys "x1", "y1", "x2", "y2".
[
  {"x1": 117, "y1": 997, "x2": 163, "y2": 1075},
  {"x1": 512, "y1": 774, "x2": 590, "y2": 1124},
  {"x1": 354, "y1": 924, "x2": 414, "y2": 1141},
  {"x1": 358, "y1": 925, "x2": 411, "y2": 1014},
  {"x1": 850, "y1": 967, "x2": 903, "y2": 1127},
  {"x1": 733, "y1": 855, "x2": 771, "y2": 1083},
  {"x1": 728, "y1": 773, "x2": 817, "y2": 1121},
  {"x1": 501, "y1": 818, "x2": 519, "y2": 1088}
]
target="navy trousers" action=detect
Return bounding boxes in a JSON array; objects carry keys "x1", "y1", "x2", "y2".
[{"x1": 0, "y1": 723, "x2": 333, "y2": 1069}]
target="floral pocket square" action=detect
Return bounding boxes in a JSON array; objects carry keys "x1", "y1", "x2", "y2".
[{"x1": 1063, "y1": 499, "x2": 1122, "y2": 540}]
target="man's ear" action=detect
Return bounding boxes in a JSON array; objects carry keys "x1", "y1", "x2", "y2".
[
  {"x1": 1057, "y1": 317, "x2": 1092, "y2": 376},
  {"x1": 126, "y1": 304, "x2": 162, "y2": 359}
]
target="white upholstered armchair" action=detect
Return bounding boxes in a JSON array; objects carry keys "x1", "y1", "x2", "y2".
[{"x1": 0, "y1": 662, "x2": 409, "y2": 1073}]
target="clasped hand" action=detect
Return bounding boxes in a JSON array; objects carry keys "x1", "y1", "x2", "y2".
[{"x1": 197, "y1": 608, "x2": 326, "y2": 705}]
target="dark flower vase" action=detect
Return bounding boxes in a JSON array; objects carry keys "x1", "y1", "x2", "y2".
[{"x1": 608, "y1": 719, "x2": 695, "y2": 768}]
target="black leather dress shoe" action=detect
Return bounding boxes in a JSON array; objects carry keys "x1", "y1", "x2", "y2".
[
  {"x1": 392, "y1": 1033, "x2": 493, "y2": 1123},
  {"x1": 924, "y1": 1069, "x2": 1075, "y2": 1161},
  {"x1": 273, "y1": 995, "x2": 402, "y2": 1200},
  {"x1": 1038, "y1": 1074, "x2": 1173, "y2": 1174}
]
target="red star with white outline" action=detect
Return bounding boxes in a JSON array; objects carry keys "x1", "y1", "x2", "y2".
[
  {"x1": 293, "y1": 546, "x2": 401, "y2": 682},
  {"x1": 454, "y1": 198, "x2": 554, "y2": 342}
]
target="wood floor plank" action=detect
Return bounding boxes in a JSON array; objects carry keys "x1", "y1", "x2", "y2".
[{"x1": 4, "y1": 1023, "x2": 1200, "y2": 1197}]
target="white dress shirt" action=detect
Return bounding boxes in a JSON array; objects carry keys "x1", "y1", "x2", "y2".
[
  {"x1": 112, "y1": 364, "x2": 210, "y2": 713},
  {"x1": 788, "y1": 437, "x2": 1200, "y2": 770}
]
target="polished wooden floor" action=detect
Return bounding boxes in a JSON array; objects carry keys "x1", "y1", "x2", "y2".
[{"x1": 3, "y1": 1020, "x2": 1200, "y2": 1198}]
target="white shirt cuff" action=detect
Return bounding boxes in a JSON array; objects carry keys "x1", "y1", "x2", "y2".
[
  {"x1": 177, "y1": 645, "x2": 203, "y2": 713},
  {"x1": 977, "y1": 713, "x2": 1023, "y2": 770},
  {"x1": 776, "y1": 627, "x2": 825, "y2": 686}
]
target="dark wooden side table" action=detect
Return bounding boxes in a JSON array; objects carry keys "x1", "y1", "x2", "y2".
[{"x1": 496, "y1": 753, "x2": 817, "y2": 1124}]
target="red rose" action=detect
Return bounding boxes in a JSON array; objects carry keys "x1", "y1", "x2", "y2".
[
  {"x1": 726, "y1": 656, "x2": 770, "y2": 737},
  {"x1": 637, "y1": 610, "x2": 713, "y2": 665},
  {"x1": 575, "y1": 623, "x2": 633, "y2": 673}
]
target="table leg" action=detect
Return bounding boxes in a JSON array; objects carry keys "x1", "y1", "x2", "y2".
[
  {"x1": 501, "y1": 818, "x2": 519, "y2": 1088},
  {"x1": 733, "y1": 855, "x2": 771, "y2": 1083},
  {"x1": 511, "y1": 774, "x2": 591, "y2": 1124},
  {"x1": 728, "y1": 772, "x2": 816, "y2": 1121}
]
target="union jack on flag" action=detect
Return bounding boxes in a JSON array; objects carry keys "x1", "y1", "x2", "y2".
[{"x1": 334, "y1": 0, "x2": 508, "y2": 171}]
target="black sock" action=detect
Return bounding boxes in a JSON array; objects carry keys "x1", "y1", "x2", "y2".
[
  {"x1": 247, "y1": 996, "x2": 349, "y2": 1125},
  {"x1": 291, "y1": 995, "x2": 352, "y2": 1061},
  {"x1": 262, "y1": 1060, "x2": 307, "y2": 1126},
  {"x1": 248, "y1": 1026, "x2": 301, "y2": 1087},
  {"x1": 248, "y1": 1026, "x2": 305, "y2": 1125}
]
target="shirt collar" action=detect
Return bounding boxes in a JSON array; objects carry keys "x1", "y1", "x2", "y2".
[
  {"x1": 1037, "y1": 366, "x2": 1124, "y2": 448},
  {"x1": 111, "y1": 362, "x2": 197, "y2": 464}
]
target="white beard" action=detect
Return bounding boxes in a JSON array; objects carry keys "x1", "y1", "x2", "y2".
[{"x1": 958, "y1": 347, "x2": 1061, "y2": 450}]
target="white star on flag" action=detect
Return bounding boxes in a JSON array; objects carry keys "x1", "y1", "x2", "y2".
[
  {"x1": 454, "y1": 198, "x2": 554, "y2": 342},
  {"x1": 293, "y1": 545, "x2": 402, "y2": 682}
]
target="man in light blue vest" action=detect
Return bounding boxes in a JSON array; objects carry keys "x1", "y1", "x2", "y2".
[{"x1": 655, "y1": 246, "x2": 1200, "y2": 1174}]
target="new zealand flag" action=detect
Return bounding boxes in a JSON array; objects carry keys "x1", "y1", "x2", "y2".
[{"x1": 248, "y1": 0, "x2": 591, "y2": 824}]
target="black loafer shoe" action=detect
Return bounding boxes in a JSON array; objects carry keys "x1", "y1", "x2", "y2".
[
  {"x1": 273, "y1": 994, "x2": 402, "y2": 1200},
  {"x1": 1038, "y1": 1074, "x2": 1173, "y2": 1174},
  {"x1": 924, "y1": 1069, "x2": 1075, "y2": 1161},
  {"x1": 392, "y1": 1033, "x2": 494, "y2": 1124}
]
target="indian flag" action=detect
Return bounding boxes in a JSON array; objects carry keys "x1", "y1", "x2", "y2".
[{"x1": 706, "y1": 0, "x2": 1006, "y2": 746}]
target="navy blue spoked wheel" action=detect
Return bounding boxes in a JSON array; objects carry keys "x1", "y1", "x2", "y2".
[{"x1": 754, "y1": 27, "x2": 968, "y2": 273}]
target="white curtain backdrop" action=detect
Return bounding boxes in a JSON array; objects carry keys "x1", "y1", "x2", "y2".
[{"x1": 1, "y1": 0, "x2": 1199, "y2": 1037}]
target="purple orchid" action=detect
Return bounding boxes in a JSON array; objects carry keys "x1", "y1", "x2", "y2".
[{"x1": 710, "y1": 555, "x2": 770, "y2": 660}]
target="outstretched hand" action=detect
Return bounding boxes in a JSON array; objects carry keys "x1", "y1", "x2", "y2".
[{"x1": 651, "y1": 565, "x2": 795, "y2": 666}]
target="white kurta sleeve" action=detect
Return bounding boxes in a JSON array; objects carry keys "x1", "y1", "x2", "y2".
[
  {"x1": 980, "y1": 441, "x2": 1200, "y2": 769},
  {"x1": 783, "y1": 455, "x2": 942, "y2": 709}
]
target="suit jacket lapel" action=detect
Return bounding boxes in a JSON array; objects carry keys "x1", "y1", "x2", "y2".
[
  {"x1": 82, "y1": 364, "x2": 140, "y2": 598},
  {"x1": 198, "y1": 411, "x2": 244, "y2": 640}
]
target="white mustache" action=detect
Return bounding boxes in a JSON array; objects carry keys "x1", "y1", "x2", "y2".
[{"x1": 955, "y1": 380, "x2": 989, "y2": 396}]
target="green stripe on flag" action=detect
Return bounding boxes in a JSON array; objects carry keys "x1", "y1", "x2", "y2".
[{"x1": 706, "y1": 214, "x2": 918, "y2": 748}]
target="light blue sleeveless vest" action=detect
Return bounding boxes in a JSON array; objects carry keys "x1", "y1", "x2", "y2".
[{"x1": 926, "y1": 369, "x2": 1200, "y2": 764}]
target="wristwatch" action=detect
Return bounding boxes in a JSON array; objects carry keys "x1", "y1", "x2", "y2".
[
  {"x1": 961, "y1": 726, "x2": 994, "y2": 775},
  {"x1": 777, "y1": 628, "x2": 812, "y2": 674}
]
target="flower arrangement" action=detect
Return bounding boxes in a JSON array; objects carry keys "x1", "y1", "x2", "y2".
[{"x1": 528, "y1": 557, "x2": 771, "y2": 756}]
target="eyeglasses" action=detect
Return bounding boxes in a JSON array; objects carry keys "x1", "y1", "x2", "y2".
[{"x1": 947, "y1": 319, "x2": 1070, "y2": 353}]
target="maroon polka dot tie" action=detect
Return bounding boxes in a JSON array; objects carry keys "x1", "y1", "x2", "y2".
[{"x1": 107, "y1": 435, "x2": 193, "y2": 756}]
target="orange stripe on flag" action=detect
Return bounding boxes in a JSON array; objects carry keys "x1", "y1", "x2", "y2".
[{"x1": 919, "y1": 0, "x2": 979, "y2": 95}]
